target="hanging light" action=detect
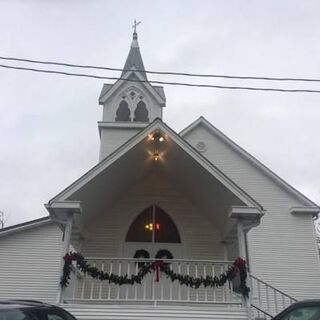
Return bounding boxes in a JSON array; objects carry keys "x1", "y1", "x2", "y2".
[
  {"x1": 153, "y1": 152, "x2": 159, "y2": 161},
  {"x1": 151, "y1": 131, "x2": 164, "y2": 142}
]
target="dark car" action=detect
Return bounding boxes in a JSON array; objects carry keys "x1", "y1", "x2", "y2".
[
  {"x1": 0, "y1": 300, "x2": 77, "y2": 320},
  {"x1": 272, "y1": 300, "x2": 320, "y2": 320}
]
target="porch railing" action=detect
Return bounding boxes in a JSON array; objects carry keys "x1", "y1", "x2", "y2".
[
  {"x1": 64, "y1": 257, "x2": 243, "y2": 305},
  {"x1": 249, "y1": 274, "x2": 297, "y2": 319}
]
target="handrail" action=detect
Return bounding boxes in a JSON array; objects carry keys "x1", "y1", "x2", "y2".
[
  {"x1": 249, "y1": 274, "x2": 297, "y2": 302},
  {"x1": 249, "y1": 273, "x2": 297, "y2": 318},
  {"x1": 251, "y1": 303, "x2": 273, "y2": 319},
  {"x1": 85, "y1": 257, "x2": 233, "y2": 264}
]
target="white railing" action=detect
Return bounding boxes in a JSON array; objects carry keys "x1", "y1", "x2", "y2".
[
  {"x1": 249, "y1": 274, "x2": 297, "y2": 319},
  {"x1": 64, "y1": 257, "x2": 243, "y2": 305}
]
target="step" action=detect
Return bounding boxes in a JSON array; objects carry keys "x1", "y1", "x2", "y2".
[{"x1": 63, "y1": 303, "x2": 249, "y2": 320}]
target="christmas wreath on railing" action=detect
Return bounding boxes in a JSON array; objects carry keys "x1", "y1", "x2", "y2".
[
  {"x1": 61, "y1": 252, "x2": 249, "y2": 298},
  {"x1": 133, "y1": 249, "x2": 150, "y2": 268},
  {"x1": 155, "y1": 249, "x2": 173, "y2": 260}
]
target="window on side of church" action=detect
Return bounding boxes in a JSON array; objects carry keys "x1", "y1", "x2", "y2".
[
  {"x1": 125, "y1": 205, "x2": 181, "y2": 243},
  {"x1": 133, "y1": 100, "x2": 149, "y2": 122},
  {"x1": 115, "y1": 100, "x2": 130, "y2": 121}
]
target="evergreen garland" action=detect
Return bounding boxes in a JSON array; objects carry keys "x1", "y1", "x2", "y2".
[{"x1": 61, "y1": 252, "x2": 249, "y2": 298}]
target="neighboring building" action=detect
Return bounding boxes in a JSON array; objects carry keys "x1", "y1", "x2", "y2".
[{"x1": 1, "y1": 30, "x2": 319, "y2": 320}]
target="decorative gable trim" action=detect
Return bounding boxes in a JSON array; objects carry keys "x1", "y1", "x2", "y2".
[
  {"x1": 180, "y1": 116, "x2": 319, "y2": 208},
  {"x1": 99, "y1": 70, "x2": 166, "y2": 106}
]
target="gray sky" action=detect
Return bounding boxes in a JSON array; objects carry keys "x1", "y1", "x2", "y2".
[{"x1": 0, "y1": 0, "x2": 320, "y2": 226}]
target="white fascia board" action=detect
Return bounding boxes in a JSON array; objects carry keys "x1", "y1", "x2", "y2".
[
  {"x1": 0, "y1": 218, "x2": 52, "y2": 238},
  {"x1": 49, "y1": 119, "x2": 262, "y2": 210},
  {"x1": 46, "y1": 200, "x2": 82, "y2": 212},
  {"x1": 228, "y1": 206, "x2": 265, "y2": 219},
  {"x1": 98, "y1": 122, "x2": 147, "y2": 129},
  {"x1": 99, "y1": 70, "x2": 165, "y2": 105},
  {"x1": 290, "y1": 206, "x2": 320, "y2": 217},
  {"x1": 179, "y1": 116, "x2": 203, "y2": 137},
  {"x1": 180, "y1": 116, "x2": 319, "y2": 208},
  {"x1": 228, "y1": 206, "x2": 265, "y2": 232},
  {"x1": 98, "y1": 121, "x2": 148, "y2": 138}
]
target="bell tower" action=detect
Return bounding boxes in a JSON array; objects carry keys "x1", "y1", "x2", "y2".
[{"x1": 98, "y1": 26, "x2": 166, "y2": 160}]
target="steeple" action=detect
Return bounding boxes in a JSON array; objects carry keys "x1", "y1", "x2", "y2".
[
  {"x1": 98, "y1": 22, "x2": 166, "y2": 160},
  {"x1": 121, "y1": 21, "x2": 147, "y2": 80}
]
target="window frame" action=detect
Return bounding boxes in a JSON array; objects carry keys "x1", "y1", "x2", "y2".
[{"x1": 125, "y1": 205, "x2": 181, "y2": 244}]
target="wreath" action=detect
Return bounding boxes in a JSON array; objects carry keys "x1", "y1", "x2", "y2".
[
  {"x1": 133, "y1": 249, "x2": 150, "y2": 268},
  {"x1": 155, "y1": 249, "x2": 173, "y2": 260}
]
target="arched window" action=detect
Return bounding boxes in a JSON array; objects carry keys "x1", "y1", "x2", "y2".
[
  {"x1": 115, "y1": 100, "x2": 130, "y2": 121},
  {"x1": 134, "y1": 101, "x2": 149, "y2": 122},
  {"x1": 125, "y1": 205, "x2": 181, "y2": 243}
]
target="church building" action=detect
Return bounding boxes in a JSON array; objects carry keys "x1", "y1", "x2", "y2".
[{"x1": 0, "y1": 28, "x2": 320, "y2": 320}]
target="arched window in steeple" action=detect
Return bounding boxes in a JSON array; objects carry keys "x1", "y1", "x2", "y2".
[
  {"x1": 125, "y1": 205, "x2": 181, "y2": 243},
  {"x1": 115, "y1": 100, "x2": 130, "y2": 121},
  {"x1": 134, "y1": 101, "x2": 149, "y2": 122}
]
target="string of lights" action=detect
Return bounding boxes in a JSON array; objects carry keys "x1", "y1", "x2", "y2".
[
  {"x1": 1, "y1": 55, "x2": 320, "y2": 82},
  {"x1": 1, "y1": 63, "x2": 320, "y2": 94}
]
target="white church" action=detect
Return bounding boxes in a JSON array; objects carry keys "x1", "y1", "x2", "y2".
[{"x1": 0, "y1": 28, "x2": 320, "y2": 320}]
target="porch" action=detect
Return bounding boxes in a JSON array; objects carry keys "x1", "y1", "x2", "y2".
[{"x1": 61, "y1": 255, "x2": 298, "y2": 320}]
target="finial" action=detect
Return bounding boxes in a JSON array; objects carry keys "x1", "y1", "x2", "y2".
[{"x1": 132, "y1": 19, "x2": 141, "y2": 40}]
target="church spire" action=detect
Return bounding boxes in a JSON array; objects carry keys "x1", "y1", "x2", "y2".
[{"x1": 121, "y1": 20, "x2": 147, "y2": 80}]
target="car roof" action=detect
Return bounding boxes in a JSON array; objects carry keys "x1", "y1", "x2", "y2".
[
  {"x1": 0, "y1": 300, "x2": 52, "y2": 310},
  {"x1": 273, "y1": 300, "x2": 320, "y2": 320}
]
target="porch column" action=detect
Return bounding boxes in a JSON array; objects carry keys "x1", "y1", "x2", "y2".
[
  {"x1": 229, "y1": 206, "x2": 264, "y2": 314},
  {"x1": 57, "y1": 213, "x2": 73, "y2": 303},
  {"x1": 229, "y1": 206, "x2": 264, "y2": 263},
  {"x1": 237, "y1": 219, "x2": 247, "y2": 260},
  {"x1": 45, "y1": 200, "x2": 82, "y2": 304}
]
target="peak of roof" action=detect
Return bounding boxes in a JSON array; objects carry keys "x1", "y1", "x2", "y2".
[{"x1": 121, "y1": 31, "x2": 147, "y2": 80}]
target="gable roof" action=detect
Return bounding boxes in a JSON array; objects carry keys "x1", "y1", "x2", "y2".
[
  {"x1": 0, "y1": 216, "x2": 52, "y2": 238},
  {"x1": 48, "y1": 118, "x2": 262, "y2": 211},
  {"x1": 180, "y1": 116, "x2": 319, "y2": 208}
]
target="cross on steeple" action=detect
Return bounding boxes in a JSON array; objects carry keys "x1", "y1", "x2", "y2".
[
  {"x1": 132, "y1": 20, "x2": 141, "y2": 40},
  {"x1": 132, "y1": 20, "x2": 141, "y2": 34}
]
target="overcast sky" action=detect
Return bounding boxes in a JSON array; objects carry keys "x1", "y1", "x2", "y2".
[{"x1": 0, "y1": 0, "x2": 320, "y2": 226}]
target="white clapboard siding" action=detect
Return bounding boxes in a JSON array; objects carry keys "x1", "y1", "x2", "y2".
[
  {"x1": 82, "y1": 171, "x2": 225, "y2": 261},
  {"x1": 0, "y1": 222, "x2": 63, "y2": 302},
  {"x1": 64, "y1": 304, "x2": 248, "y2": 320},
  {"x1": 183, "y1": 123, "x2": 320, "y2": 299}
]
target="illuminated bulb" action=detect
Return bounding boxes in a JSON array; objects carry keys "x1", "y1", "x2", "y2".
[
  {"x1": 153, "y1": 152, "x2": 159, "y2": 161},
  {"x1": 159, "y1": 136, "x2": 164, "y2": 142}
]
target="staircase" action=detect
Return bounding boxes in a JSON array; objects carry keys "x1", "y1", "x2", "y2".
[
  {"x1": 64, "y1": 304, "x2": 249, "y2": 320},
  {"x1": 248, "y1": 274, "x2": 298, "y2": 319}
]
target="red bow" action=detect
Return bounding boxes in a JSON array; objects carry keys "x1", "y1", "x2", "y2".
[{"x1": 153, "y1": 260, "x2": 165, "y2": 282}]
